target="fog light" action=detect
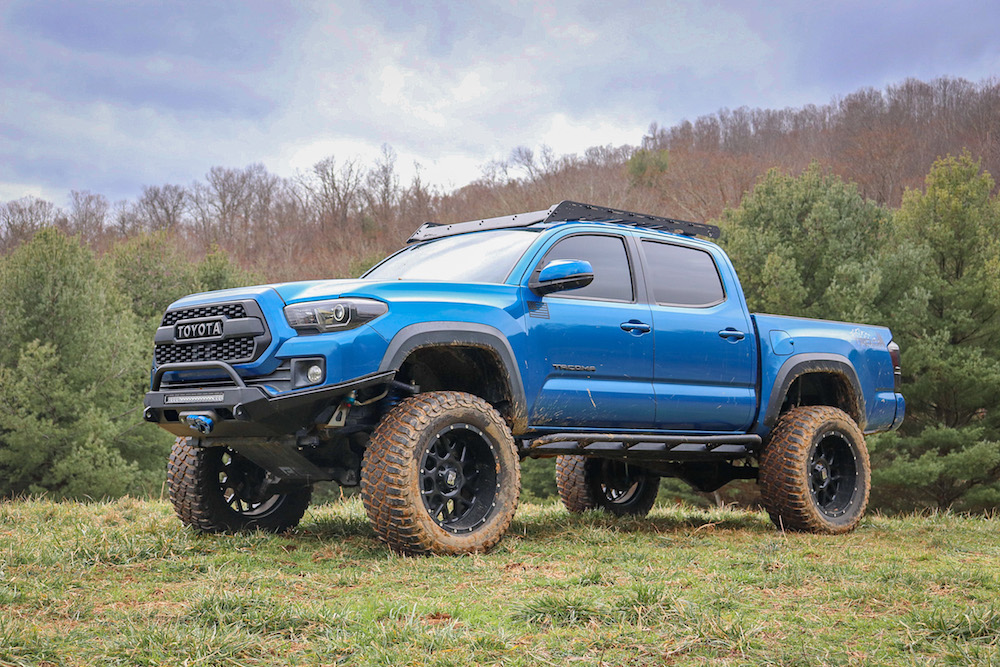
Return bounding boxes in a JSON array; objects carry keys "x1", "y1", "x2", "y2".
[{"x1": 306, "y1": 364, "x2": 324, "y2": 384}]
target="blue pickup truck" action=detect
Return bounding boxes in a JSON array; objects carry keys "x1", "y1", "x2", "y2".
[{"x1": 144, "y1": 201, "x2": 904, "y2": 555}]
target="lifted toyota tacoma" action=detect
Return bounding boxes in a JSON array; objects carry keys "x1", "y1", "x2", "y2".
[{"x1": 144, "y1": 201, "x2": 905, "y2": 554}]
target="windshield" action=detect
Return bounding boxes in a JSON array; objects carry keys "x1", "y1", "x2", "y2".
[{"x1": 363, "y1": 229, "x2": 540, "y2": 283}]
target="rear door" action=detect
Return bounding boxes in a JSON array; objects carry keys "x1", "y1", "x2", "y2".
[
  {"x1": 523, "y1": 232, "x2": 655, "y2": 429},
  {"x1": 640, "y1": 239, "x2": 757, "y2": 431}
]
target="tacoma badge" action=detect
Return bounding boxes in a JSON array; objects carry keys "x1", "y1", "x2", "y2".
[{"x1": 552, "y1": 363, "x2": 596, "y2": 372}]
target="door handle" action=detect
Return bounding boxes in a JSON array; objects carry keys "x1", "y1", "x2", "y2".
[
  {"x1": 621, "y1": 320, "x2": 651, "y2": 334},
  {"x1": 718, "y1": 328, "x2": 745, "y2": 341}
]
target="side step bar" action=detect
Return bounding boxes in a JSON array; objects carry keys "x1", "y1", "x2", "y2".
[{"x1": 523, "y1": 432, "x2": 762, "y2": 460}]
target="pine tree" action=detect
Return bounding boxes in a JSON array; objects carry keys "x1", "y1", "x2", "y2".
[
  {"x1": 0, "y1": 229, "x2": 170, "y2": 498},
  {"x1": 870, "y1": 153, "x2": 1000, "y2": 510}
]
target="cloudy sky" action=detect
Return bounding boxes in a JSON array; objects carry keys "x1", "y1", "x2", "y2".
[{"x1": 1, "y1": 0, "x2": 998, "y2": 205}]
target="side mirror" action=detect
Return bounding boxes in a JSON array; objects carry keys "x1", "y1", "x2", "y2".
[{"x1": 530, "y1": 259, "x2": 594, "y2": 295}]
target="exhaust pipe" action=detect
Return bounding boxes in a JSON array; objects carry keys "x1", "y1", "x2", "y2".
[{"x1": 182, "y1": 412, "x2": 216, "y2": 435}]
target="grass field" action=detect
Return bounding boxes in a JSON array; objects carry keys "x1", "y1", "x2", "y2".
[{"x1": 2, "y1": 498, "x2": 1000, "y2": 666}]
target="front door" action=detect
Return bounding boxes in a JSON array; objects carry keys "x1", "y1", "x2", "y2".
[{"x1": 524, "y1": 233, "x2": 655, "y2": 429}]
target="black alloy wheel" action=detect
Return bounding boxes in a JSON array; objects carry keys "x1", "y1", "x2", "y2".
[
  {"x1": 167, "y1": 437, "x2": 311, "y2": 533},
  {"x1": 596, "y1": 459, "x2": 645, "y2": 504},
  {"x1": 588, "y1": 459, "x2": 660, "y2": 516},
  {"x1": 419, "y1": 423, "x2": 500, "y2": 533},
  {"x1": 808, "y1": 430, "x2": 858, "y2": 518},
  {"x1": 361, "y1": 391, "x2": 521, "y2": 555},
  {"x1": 213, "y1": 448, "x2": 283, "y2": 518},
  {"x1": 556, "y1": 456, "x2": 660, "y2": 517},
  {"x1": 759, "y1": 405, "x2": 870, "y2": 534}
]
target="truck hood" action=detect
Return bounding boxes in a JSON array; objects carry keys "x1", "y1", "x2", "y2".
[
  {"x1": 166, "y1": 280, "x2": 372, "y2": 309},
  {"x1": 169, "y1": 278, "x2": 519, "y2": 310},
  {"x1": 273, "y1": 279, "x2": 518, "y2": 306},
  {"x1": 271, "y1": 279, "x2": 375, "y2": 303}
]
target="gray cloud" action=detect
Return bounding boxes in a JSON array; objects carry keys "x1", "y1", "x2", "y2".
[{"x1": 0, "y1": 0, "x2": 997, "y2": 204}]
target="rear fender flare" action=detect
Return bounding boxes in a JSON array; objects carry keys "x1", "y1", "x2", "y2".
[{"x1": 761, "y1": 353, "x2": 866, "y2": 431}]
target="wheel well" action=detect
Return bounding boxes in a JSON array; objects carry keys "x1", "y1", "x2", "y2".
[
  {"x1": 397, "y1": 345, "x2": 517, "y2": 427},
  {"x1": 779, "y1": 371, "x2": 864, "y2": 428}
]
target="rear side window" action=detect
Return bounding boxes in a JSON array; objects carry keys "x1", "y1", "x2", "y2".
[
  {"x1": 642, "y1": 240, "x2": 725, "y2": 307},
  {"x1": 539, "y1": 234, "x2": 634, "y2": 302}
]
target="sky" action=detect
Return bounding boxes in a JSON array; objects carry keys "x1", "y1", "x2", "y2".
[{"x1": 1, "y1": 0, "x2": 999, "y2": 206}]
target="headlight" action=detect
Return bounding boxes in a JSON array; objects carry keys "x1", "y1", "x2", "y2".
[{"x1": 283, "y1": 298, "x2": 388, "y2": 334}]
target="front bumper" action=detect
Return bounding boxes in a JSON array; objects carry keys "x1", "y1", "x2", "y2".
[{"x1": 143, "y1": 361, "x2": 395, "y2": 437}]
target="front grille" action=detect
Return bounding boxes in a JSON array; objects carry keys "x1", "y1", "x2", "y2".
[
  {"x1": 155, "y1": 300, "x2": 269, "y2": 367},
  {"x1": 161, "y1": 303, "x2": 247, "y2": 326},
  {"x1": 154, "y1": 336, "x2": 256, "y2": 365}
]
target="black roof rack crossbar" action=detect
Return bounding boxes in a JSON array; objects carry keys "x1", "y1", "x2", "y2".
[
  {"x1": 544, "y1": 201, "x2": 720, "y2": 239},
  {"x1": 407, "y1": 207, "x2": 550, "y2": 243},
  {"x1": 407, "y1": 200, "x2": 720, "y2": 243}
]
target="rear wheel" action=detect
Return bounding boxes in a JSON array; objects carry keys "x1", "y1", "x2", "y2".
[
  {"x1": 361, "y1": 391, "x2": 520, "y2": 555},
  {"x1": 556, "y1": 456, "x2": 659, "y2": 517},
  {"x1": 759, "y1": 406, "x2": 870, "y2": 533},
  {"x1": 167, "y1": 437, "x2": 311, "y2": 533}
]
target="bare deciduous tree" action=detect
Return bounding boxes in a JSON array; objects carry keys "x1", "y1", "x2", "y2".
[
  {"x1": 0, "y1": 196, "x2": 61, "y2": 252},
  {"x1": 68, "y1": 190, "x2": 110, "y2": 243},
  {"x1": 301, "y1": 156, "x2": 365, "y2": 232},
  {"x1": 137, "y1": 184, "x2": 187, "y2": 231}
]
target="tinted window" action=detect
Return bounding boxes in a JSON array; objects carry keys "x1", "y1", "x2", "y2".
[
  {"x1": 642, "y1": 241, "x2": 725, "y2": 307},
  {"x1": 540, "y1": 234, "x2": 633, "y2": 301}
]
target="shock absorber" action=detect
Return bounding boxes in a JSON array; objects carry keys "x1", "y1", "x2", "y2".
[{"x1": 384, "y1": 380, "x2": 419, "y2": 410}]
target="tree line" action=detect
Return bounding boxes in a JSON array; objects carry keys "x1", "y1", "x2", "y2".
[{"x1": 1, "y1": 76, "x2": 999, "y2": 511}]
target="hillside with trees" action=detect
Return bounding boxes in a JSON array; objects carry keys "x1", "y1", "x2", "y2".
[{"x1": 2, "y1": 76, "x2": 999, "y2": 512}]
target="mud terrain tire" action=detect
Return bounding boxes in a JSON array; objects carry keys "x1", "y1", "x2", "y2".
[
  {"x1": 759, "y1": 406, "x2": 870, "y2": 534},
  {"x1": 167, "y1": 437, "x2": 311, "y2": 533},
  {"x1": 556, "y1": 455, "x2": 659, "y2": 517},
  {"x1": 555, "y1": 455, "x2": 594, "y2": 513},
  {"x1": 361, "y1": 391, "x2": 520, "y2": 555}
]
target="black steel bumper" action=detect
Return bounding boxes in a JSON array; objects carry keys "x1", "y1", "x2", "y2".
[{"x1": 143, "y1": 361, "x2": 395, "y2": 437}]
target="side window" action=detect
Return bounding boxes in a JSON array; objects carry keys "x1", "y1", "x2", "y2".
[
  {"x1": 642, "y1": 240, "x2": 725, "y2": 307},
  {"x1": 539, "y1": 234, "x2": 634, "y2": 302}
]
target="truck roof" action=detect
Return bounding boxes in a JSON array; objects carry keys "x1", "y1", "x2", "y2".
[{"x1": 407, "y1": 200, "x2": 721, "y2": 244}]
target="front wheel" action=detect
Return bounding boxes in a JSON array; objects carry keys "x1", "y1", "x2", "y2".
[
  {"x1": 167, "y1": 437, "x2": 312, "y2": 533},
  {"x1": 759, "y1": 406, "x2": 870, "y2": 534},
  {"x1": 361, "y1": 391, "x2": 520, "y2": 555},
  {"x1": 556, "y1": 456, "x2": 659, "y2": 517}
]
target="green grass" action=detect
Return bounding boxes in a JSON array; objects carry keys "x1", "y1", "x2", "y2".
[{"x1": 2, "y1": 498, "x2": 1000, "y2": 666}]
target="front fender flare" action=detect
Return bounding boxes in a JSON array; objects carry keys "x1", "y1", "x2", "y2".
[{"x1": 378, "y1": 322, "x2": 528, "y2": 433}]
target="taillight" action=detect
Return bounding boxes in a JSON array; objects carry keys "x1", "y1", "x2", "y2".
[{"x1": 888, "y1": 341, "x2": 901, "y2": 392}]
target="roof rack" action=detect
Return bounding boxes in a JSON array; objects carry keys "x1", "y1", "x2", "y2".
[{"x1": 406, "y1": 200, "x2": 720, "y2": 243}]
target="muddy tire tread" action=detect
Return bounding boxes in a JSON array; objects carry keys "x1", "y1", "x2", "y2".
[
  {"x1": 556, "y1": 455, "x2": 595, "y2": 513},
  {"x1": 361, "y1": 391, "x2": 520, "y2": 555},
  {"x1": 759, "y1": 405, "x2": 869, "y2": 534},
  {"x1": 167, "y1": 437, "x2": 311, "y2": 533}
]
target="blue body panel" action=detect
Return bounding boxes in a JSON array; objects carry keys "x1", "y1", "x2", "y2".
[
  {"x1": 753, "y1": 313, "x2": 903, "y2": 434},
  {"x1": 153, "y1": 221, "x2": 905, "y2": 439},
  {"x1": 523, "y1": 296, "x2": 656, "y2": 429},
  {"x1": 646, "y1": 243, "x2": 759, "y2": 433}
]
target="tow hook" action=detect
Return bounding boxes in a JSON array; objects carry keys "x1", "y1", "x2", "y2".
[{"x1": 181, "y1": 412, "x2": 216, "y2": 435}]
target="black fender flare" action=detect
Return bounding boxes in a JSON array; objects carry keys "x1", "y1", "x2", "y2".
[
  {"x1": 761, "y1": 353, "x2": 866, "y2": 431},
  {"x1": 378, "y1": 322, "x2": 528, "y2": 433}
]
